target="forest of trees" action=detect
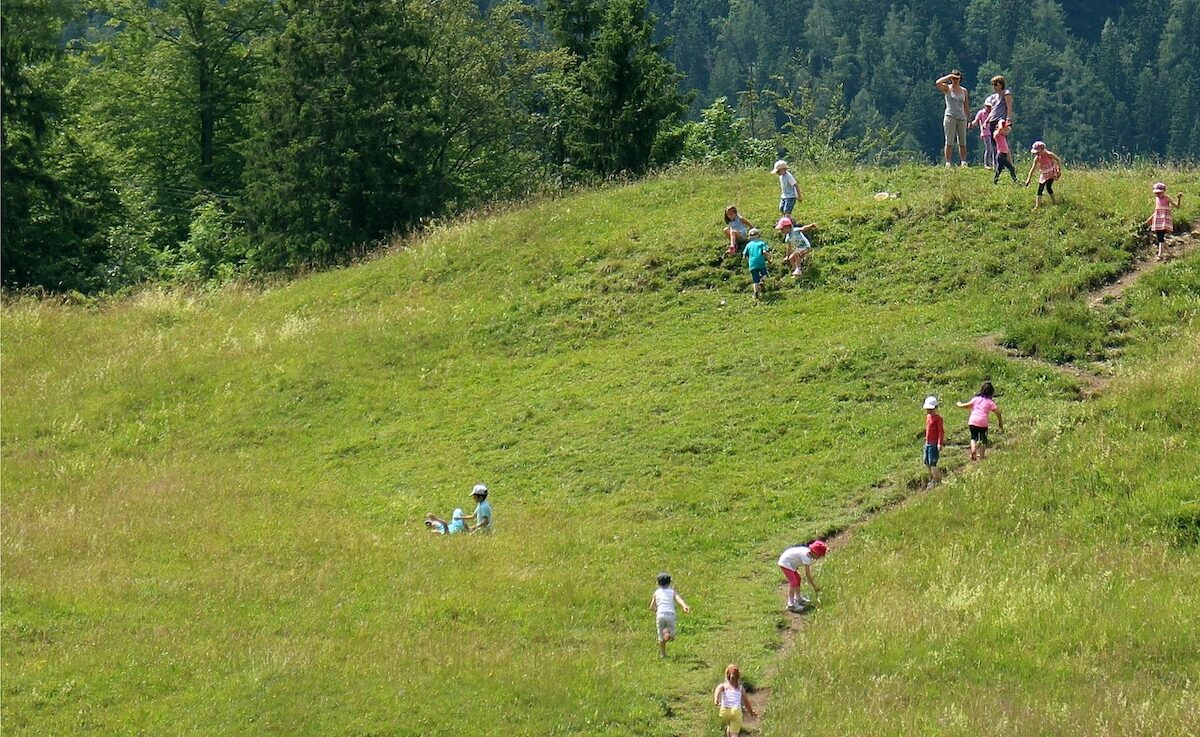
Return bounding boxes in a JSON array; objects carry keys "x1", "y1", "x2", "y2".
[{"x1": 3, "y1": 0, "x2": 1199, "y2": 292}]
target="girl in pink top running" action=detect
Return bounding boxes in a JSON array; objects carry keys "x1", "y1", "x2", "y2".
[
  {"x1": 992, "y1": 119, "x2": 1017, "y2": 184},
  {"x1": 1147, "y1": 182, "x2": 1184, "y2": 261},
  {"x1": 957, "y1": 381, "x2": 1004, "y2": 460},
  {"x1": 1024, "y1": 141, "x2": 1062, "y2": 210}
]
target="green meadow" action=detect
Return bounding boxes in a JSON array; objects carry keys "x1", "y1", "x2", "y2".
[{"x1": 3, "y1": 165, "x2": 1198, "y2": 736}]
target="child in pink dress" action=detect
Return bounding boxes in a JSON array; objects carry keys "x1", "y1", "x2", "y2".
[
  {"x1": 992, "y1": 119, "x2": 1017, "y2": 184},
  {"x1": 1147, "y1": 182, "x2": 1184, "y2": 261},
  {"x1": 1024, "y1": 141, "x2": 1062, "y2": 210},
  {"x1": 956, "y1": 381, "x2": 1004, "y2": 461}
]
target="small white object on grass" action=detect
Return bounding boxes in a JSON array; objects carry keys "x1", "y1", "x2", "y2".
[
  {"x1": 873, "y1": 191, "x2": 891, "y2": 201},
  {"x1": 719, "y1": 299, "x2": 727, "y2": 307}
]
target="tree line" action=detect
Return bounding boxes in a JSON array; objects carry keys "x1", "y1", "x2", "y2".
[{"x1": 4, "y1": 0, "x2": 1199, "y2": 293}]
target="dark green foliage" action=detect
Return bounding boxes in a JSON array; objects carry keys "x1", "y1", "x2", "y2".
[
  {"x1": 1, "y1": 0, "x2": 122, "y2": 290},
  {"x1": 573, "y1": 0, "x2": 687, "y2": 174},
  {"x1": 240, "y1": 0, "x2": 435, "y2": 268}
]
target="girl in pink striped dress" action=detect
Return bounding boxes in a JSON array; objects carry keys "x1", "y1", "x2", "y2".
[
  {"x1": 1024, "y1": 140, "x2": 1062, "y2": 210},
  {"x1": 1147, "y1": 182, "x2": 1184, "y2": 261}
]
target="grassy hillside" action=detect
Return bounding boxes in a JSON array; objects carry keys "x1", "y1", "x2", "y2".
[{"x1": 3, "y1": 165, "x2": 1198, "y2": 736}]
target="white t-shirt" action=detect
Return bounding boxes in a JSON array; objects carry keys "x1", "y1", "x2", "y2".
[
  {"x1": 654, "y1": 588, "x2": 677, "y2": 617},
  {"x1": 777, "y1": 546, "x2": 813, "y2": 570},
  {"x1": 779, "y1": 171, "x2": 799, "y2": 198}
]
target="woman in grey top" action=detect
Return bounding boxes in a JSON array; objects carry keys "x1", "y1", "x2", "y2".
[
  {"x1": 936, "y1": 70, "x2": 970, "y2": 167},
  {"x1": 986, "y1": 75, "x2": 1014, "y2": 134}
]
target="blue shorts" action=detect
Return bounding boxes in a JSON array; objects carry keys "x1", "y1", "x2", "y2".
[
  {"x1": 924, "y1": 443, "x2": 940, "y2": 467},
  {"x1": 780, "y1": 197, "x2": 797, "y2": 214},
  {"x1": 750, "y1": 267, "x2": 768, "y2": 284}
]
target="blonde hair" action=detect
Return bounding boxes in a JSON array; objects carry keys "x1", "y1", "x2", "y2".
[
  {"x1": 725, "y1": 664, "x2": 741, "y2": 688},
  {"x1": 991, "y1": 75, "x2": 1006, "y2": 87}
]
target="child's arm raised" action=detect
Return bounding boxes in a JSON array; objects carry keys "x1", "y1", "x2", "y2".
[{"x1": 674, "y1": 592, "x2": 692, "y2": 613}]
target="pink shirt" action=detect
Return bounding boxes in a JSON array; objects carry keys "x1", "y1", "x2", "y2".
[
  {"x1": 1151, "y1": 193, "x2": 1174, "y2": 232},
  {"x1": 974, "y1": 109, "x2": 991, "y2": 138},
  {"x1": 1035, "y1": 151, "x2": 1058, "y2": 183},
  {"x1": 966, "y1": 396, "x2": 998, "y2": 428},
  {"x1": 994, "y1": 131, "x2": 1009, "y2": 154}
]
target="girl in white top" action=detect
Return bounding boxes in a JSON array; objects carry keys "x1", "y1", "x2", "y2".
[
  {"x1": 713, "y1": 664, "x2": 757, "y2": 736},
  {"x1": 649, "y1": 572, "x2": 691, "y2": 658},
  {"x1": 777, "y1": 540, "x2": 828, "y2": 612}
]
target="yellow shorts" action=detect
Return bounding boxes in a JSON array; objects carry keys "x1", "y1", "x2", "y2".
[{"x1": 718, "y1": 706, "x2": 743, "y2": 732}]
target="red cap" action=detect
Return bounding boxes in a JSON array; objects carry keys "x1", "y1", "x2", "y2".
[{"x1": 809, "y1": 540, "x2": 828, "y2": 558}]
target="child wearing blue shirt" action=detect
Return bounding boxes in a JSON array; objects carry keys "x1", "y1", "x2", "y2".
[
  {"x1": 742, "y1": 228, "x2": 770, "y2": 300},
  {"x1": 461, "y1": 483, "x2": 493, "y2": 533}
]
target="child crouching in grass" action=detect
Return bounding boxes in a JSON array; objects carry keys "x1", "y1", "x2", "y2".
[
  {"x1": 714, "y1": 664, "x2": 758, "y2": 737},
  {"x1": 650, "y1": 572, "x2": 691, "y2": 658},
  {"x1": 957, "y1": 381, "x2": 1003, "y2": 460},
  {"x1": 776, "y1": 217, "x2": 818, "y2": 277}
]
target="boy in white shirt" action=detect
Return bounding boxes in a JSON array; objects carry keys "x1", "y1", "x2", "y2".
[
  {"x1": 772, "y1": 160, "x2": 802, "y2": 217},
  {"x1": 649, "y1": 572, "x2": 691, "y2": 658}
]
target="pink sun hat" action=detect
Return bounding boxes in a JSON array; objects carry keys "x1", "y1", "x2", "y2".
[
  {"x1": 775, "y1": 216, "x2": 793, "y2": 230},
  {"x1": 1030, "y1": 140, "x2": 1046, "y2": 153},
  {"x1": 1152, "y1": 182, "x2": 1167, "y2": 193}
]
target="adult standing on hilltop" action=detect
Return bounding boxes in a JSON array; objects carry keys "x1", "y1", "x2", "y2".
[
  {"x1": 936, "y1": 70, "x2": 971, "y2": 167},
  {"x1": 986, "y1": 75, "x2": 1014, "y2": 136}
]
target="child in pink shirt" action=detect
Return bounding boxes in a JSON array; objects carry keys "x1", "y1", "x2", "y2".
[
  {"x1": 957, "y1": 381, "x2": 1004, "y2": 460},
  {"x1": 1147, "y1": 182, "x2": 1184, "y2": 261},
  {"x1": 967, "y1": 102, "x2": 994, "y2": 168},
  {"x1": 1024, "y1": 141, "x2": 1063, "y2": 210},
  {"x1": 992, "y1": 119, "x2": 1016, "y2": 184}
]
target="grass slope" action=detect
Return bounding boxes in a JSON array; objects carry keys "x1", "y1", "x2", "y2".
[{"x1": 3, "y1": 165, "x2": 1198, "y2": 736}]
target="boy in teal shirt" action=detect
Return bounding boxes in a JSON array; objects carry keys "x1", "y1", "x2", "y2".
[
  {"x1": 742, "y1": 228, "x2": 770, "y2": 300},
  {"x1": 461, "y1": 483, "x2": 493, "y2": 533}
]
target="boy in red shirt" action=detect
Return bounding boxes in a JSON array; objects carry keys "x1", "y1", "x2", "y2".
[{"x1": 923, "y1": 396, "x2": 945, "y2": 486}]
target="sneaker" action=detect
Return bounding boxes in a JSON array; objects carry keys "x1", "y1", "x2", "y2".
[
  {"x1": 944, "y1": 162, "x2": 952, "y2": 168},
  {"x1": 791, "y1": 268, "x2": 803, "y2": 276},
  {"x1": 960, "y1": 161, "x2": 968, "y2": 167}
]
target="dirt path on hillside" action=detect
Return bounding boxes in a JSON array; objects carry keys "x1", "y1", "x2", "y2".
[
  {"x1": 1088, "y1": 230, "x2": 1199, "y2": 307},
  {"x1": 740, "y1": 228, "x2": 1196, "y2": 734}
]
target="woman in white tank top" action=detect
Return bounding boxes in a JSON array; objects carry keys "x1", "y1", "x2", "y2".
[{"x1": 713, "y1": 664, "x2": 757, "y2": 736}]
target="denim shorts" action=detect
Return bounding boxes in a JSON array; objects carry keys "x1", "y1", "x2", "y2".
[
  {"x1": 923, "y1": 443, "x2": 940, "y2": 467},
  {"x1": 750, "y1": 267, "x2": 768, "y2": 284},
  {"x1": 780, "y1": 196, "x2": 797, "y2": 214}
]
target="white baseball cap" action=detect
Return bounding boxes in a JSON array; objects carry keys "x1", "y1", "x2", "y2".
[
  {"x1": 471, "y1": 483, "x2": 489, "y2": 497},
  {"x1": 923, "y1": 395, "x2": 939, "y2": 409},
  {"x1": 771, "y1": 159, "x2": 788, "y2": 174}
]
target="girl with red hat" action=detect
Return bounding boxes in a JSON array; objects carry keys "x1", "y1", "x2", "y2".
[{"x1": 777, "y1": 540, "x2": 828, "y2": 612}]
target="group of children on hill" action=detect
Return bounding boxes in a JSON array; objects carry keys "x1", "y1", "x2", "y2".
[
  {"x1": 652, "y1": 378, "x2": 1008, "y2": 732},
  {"x1": 722, "y1": 160, "x2": 818, "y2": 299},
  {"x1": 655, "y1": 538, "x2": 827, "y2": 733}
]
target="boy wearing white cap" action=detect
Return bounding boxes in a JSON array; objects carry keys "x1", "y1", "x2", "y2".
[
  {"x1": 772, "y1": 160, "x2": 801, "y2": 217},
  {"x1": 459, "y1": 483, "x2": 493, "y2": 533},
  {"x1": 923, "y1": 396, "x2": 945, "y2": 486}
]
